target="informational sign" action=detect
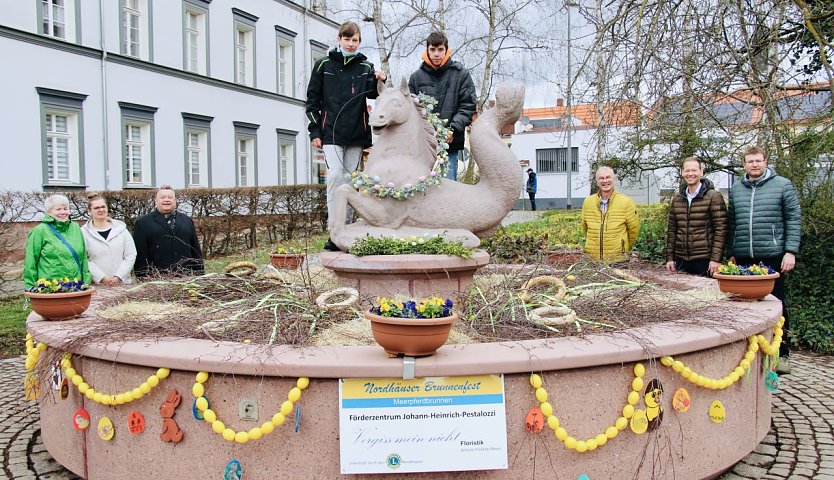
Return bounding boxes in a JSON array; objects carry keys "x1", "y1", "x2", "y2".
[{"x1": 339, "y1": 375, "x2": 508, "y2": 474}]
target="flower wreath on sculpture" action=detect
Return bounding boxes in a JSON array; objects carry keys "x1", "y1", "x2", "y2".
[{"x1": 346, "y1": 94, "x2": 452, "y2": 200}]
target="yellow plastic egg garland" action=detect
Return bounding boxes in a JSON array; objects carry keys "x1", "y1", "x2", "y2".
[
  {"x1": 529, "y1": 363, "x2": 646, "y2": 453},
  {"x1": 709, "y1": 400, "x2": 726, "y2": 424},
  {"x1": 193, "y1": 371, "x2": 311, "y2": 444}
]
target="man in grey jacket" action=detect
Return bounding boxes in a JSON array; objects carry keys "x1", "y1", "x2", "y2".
[
  {"x1": 408, "y1": 31, "x2": 476, "y2": 181},
  {"x1": 727, "y1": 146, "x2": 801, "y2": 373}
]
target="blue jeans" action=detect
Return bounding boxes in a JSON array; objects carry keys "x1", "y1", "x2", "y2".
[{"x1": 446, "y1": 150, "x2": 460, "y2": 180}]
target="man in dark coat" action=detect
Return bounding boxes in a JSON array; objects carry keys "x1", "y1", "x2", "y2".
[
  {"x1": 133, "y1": 185, "x2": 204, "y2": 279},
  {"x1": 408, "y1": 31, "x2": 476, "y2": 181},
  {"x1": 526, "y1": 168, "x2": 537, "y2": 211},
  {"x1": 727, "y1": 146, "x2": 801, "y2": 373},
  {"x1": 665, "y1": 156, "x2": 728, "y2": 276}
]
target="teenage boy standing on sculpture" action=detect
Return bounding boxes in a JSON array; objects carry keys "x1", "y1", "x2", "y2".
[
  {"x1": 408, "y1": 31, "x2": 477, "y2": 181},
  {"x1": 305, "y1": 21, "x2": 386, "y2": 251}
]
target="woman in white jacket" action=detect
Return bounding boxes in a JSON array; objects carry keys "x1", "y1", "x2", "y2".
[{"x1": 81, "y1": 195, "x2": 137, "y2": 285}]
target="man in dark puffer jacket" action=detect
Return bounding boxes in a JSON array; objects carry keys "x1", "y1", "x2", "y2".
[
  {"x1": 666, "y1": 156, "x2": 728, "y2": 276},
  {"x1": 727, "y1": 146, "x2": 801, "y2": 373},
  {"x1": 408, "y1": 31, "x2": 476, "y2": 181}
]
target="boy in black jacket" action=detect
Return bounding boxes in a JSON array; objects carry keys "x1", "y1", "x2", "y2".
[{"x1": 305, "y1": 21, "x2": 386, "y2": 251}]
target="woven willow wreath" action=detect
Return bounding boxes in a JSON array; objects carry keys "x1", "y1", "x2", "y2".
[
  {"x1": 519, "y1": 276, "x2": 567, "y2": 303},
  {"x1": 530, "y1": 306, "x2": 577, "y2": 326},
  {"x1": 315, "y1": 287, "x2": 360, "y2": 310},
  {"x1": 224, "y1": 261, "x2": 258, "y2": 277}
]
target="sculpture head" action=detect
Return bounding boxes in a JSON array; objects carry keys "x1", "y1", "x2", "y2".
[{"x1": 369, "y1": 79, "x2": 415, "y2": 134}]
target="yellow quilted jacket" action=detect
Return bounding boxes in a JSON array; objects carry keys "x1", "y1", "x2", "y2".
[{"x1": 581, "y1": 191, "x2": 640, "y2": 261}]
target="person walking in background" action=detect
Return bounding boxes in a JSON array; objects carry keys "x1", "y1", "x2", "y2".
[
  {"x1": 580, "y1": 166, "x2": 640, "y2": 261},
  {"x1": 408, "y1": 31, "x2": 476, "y2": 181},
  {"x1": 23, "y1": 194, "x2": 91, "y2": 289},
  {"x1": 133, "y1": 186, "x2": 203, "y2": 279},
  {"x1": 665, "y1": 156, "x2": 727, "y2": 276},
  {"x1": 526, "y1": 168, "x2": 537, "y2": 211},
  {"x1": 81, "y1": 194, "x2": 137, "y2": 285},
  {"x1": 726, "y1": 146, "x2": 801, "y2": 374},
  {"x1": 305, "y1": 21, "x2": 386, "y2": 252}
]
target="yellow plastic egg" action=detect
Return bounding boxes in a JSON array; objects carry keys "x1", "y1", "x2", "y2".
[
  {"x1": 555, "y1": 427, "x2": 568, "y2": 441},
  {"x1": 634, "y1": 364, "x2": 645, "y2": 378},
  {"x1": 93, "y1": 392, "x2": 104, "y2": 404},
  {"x1": 547, "y1": 416, "x2": 560, "y2": 431},
  {"x1": 605, "y1": 426, "x2": 619, "y2": 439},
  {"x1": 535, "y1": 388, "x2": 548, "y2": 403},
  {"x1": 222, "y1": 428, "x2": 236, "y2": 442},
  {"x1": 740, "y1": 359, "x2": 750, "y2": 369},
  {"x1": 72, "y1": 375, "x2": 83, "y2": 386},
  {"x1": 288, "y1": 387, "x2": 302, "y2": 402},
  {"x1": 576, "y1": 441, "x2": 587, "y2": 453},
  {"x1": 660, "y1": 356, "x2": 673, "y2": 366},
  {"x1": 272, "y1": 412, "x2": 286, "y2": 426},
  {"x1": 248, "y1": 427, "x2": 262, "y2": 440},
  {"x1": 682, "y1": 367, "x2": 693, "y2": 379},
  {"x1": 192, "y1": 383, "x2": 205, "y2": 398},
  {"x1": 78, "y1": 383, "x2": 90, "y2": 394},
  {"x1": 623, "y1": 404, "x2": 635, "y2": 419},
  {"x1": 280, "y1": 401, "x2": 294, "y2": 416},
  {"x1": 744, "y1": 351, "x2": 756, "y2": 362},
  {"x1": 615, "y1": 417, "x2": 628, "y2": 430},
  {"x1": 586, "y1": 438, "x2": 598, "y2": 451},
  {"x1": 529, "y1": 374, "x2": 542, "y2": 388},
  {"x1": 627, "y1": 391, "x2": 639, "y2": 405},
  {"x1": 566, "y1": 274, "x2": 576, "y2": 281},
  {"x1": 212, "y1": 421, "x2": 225, "y2": 433},
  {"x1": 297, "y1": 377, "x2": 310, "y2": 390},
  {"x1": 595, "y1": 433, "x2": 607, "y2": 446},
  {"x1": 195, "y1": 397, "x2": 209, "y2": 411},
  {"x1": 203, "y1": 409, "x2": 217, "y2": 423},
  {"x1": 540, "y1": 402, "x2": 553, "y2": 418},
  {"x1": 147, "y1": 375, "x2": 160, "y2": 387},
  {"x1": 65, "y1": 368, "x2": 76, "y2": 378},
  {"x1": 234, "y1": 431, "x2": 249, "y2": 444},
  {"x1": 196, "y1": 371, "x2": 209, "y2": 384},
  {"x1": 564, "y1": 437, "x2": 577, "y2": 449},
  {"x1": 734, "y1": 367, "x2": 745, "y2": 377},
  {"x1": 749, "y1": 341, "x2": 759, "y2": 352},
  {"x1": 672, "y1": 360, "x2": 684, "y2": 372},
  {"x1": 631, "y1": 377, "x2": 643, "y2": 392},
  {"x1": 156, "y1": 368, "x2": 170, "y2": 379},
  {"x1": 131, "y1": 388, "x2": 142, "y2": 399},
  {"x1": 139, "y1": 382, "x2": 151, "y2": 394},
  {"x1": 260, "y1": 421, "x2": 275, "y2": 435}
]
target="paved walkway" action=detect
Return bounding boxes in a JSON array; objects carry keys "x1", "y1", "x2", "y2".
[{"x1": 0, "y1": 352, "x2": 832, "y2": 479}]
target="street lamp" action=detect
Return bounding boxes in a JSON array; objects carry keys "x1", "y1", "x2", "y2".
[{"x1": 565, "y1": 0, "x2": 578, "y2": 210}]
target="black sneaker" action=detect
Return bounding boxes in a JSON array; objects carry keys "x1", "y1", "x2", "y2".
[{"x1": 323, "y1": 239, "x2": 341, "y2": 251}]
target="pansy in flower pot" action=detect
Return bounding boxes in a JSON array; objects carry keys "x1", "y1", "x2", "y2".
[
  {"x1": 713, "y1": 261, "x2": 780, "y2": 300},
  {"x1": 365, "y1": 297, "x2": 456, "y2": 357},
  {"x1": 269, "y1": 245, "x2": 306, "y2": 269},
  {"x1": 24, "y1": 278, "x2": 95, "y2": 320},
  {"x1": 539, "y1": 242, "x2": 584, "y2": 267}
]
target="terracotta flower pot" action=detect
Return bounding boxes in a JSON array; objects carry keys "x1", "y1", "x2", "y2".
[
  {"x1": 24, "y1": 288, "x2": 95, "y2": 320},
  {"x1": 364, "y1": 310, "x2": 457, "y2": 357},
  {"x1": 713, "y1": 273, "x2": 780, "y2": 300},
  {"x1": 541, "y1": 249, "x2": 584, "y2": 267},
  {"x1": 269, "y1": 253, "x2": 306, "y2": 269}
]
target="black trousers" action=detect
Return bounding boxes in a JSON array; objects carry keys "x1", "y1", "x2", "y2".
[
  {"x1": 736, "y1": 255, "x2": 789, "y2": 357},
  {"x1": 676, "y1": 259, "x2": 710, "y2": 277},
  {"x1": 528, "y1": 192, "x2": 536, "y2": 211}
]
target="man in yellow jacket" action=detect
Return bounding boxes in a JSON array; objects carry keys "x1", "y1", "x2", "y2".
[{"x1": 581, "y1": 166, "x2": 640, "y2": 261}]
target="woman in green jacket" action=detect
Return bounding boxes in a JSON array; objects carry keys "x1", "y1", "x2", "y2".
[{"x1": 23, "y1": 194, "x2": 92, "y2": 289}]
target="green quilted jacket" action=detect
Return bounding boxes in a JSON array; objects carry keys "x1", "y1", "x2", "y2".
[
  {"x1": 23, "y1": 215, "x2": 92, "y2": 289},
  {"x1": 726, "y1": 167, "x2": 801, "y2": 259}
]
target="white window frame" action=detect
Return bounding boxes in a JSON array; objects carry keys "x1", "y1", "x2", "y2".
[
  {"x1": 38, "y1": 0, "x2": 80, "y2": 42},
  {"x1": 233, "y1": 9, "x2": 258, "y2": 88},
  {"x1": 183, "y1": 1, "x2": 209, "y2": 75},
  {"x1": 276, "y1": 129, "x2": 298, "y2": 185},
  {"x1": 275, "y1": 26, "x2": 297, "y2": 96},
  {"x1": 536, "y1": 147, "x2": 579, "y2": 174},
  {"x1": 120, "y1": 0, "x2": 152, "y2": 61},
  {"x1": 183, "y1": 113, "x2": 213, "y2": 188},
  {"x1": 120, "y1": 102, "x2": 157, "y2": 188},
  {"x1": 37, "y1": 88, "x2": 86, "y2": 187},
  {"x1": 234, "y1": 121, "x2": 259, "y2": 187}
]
